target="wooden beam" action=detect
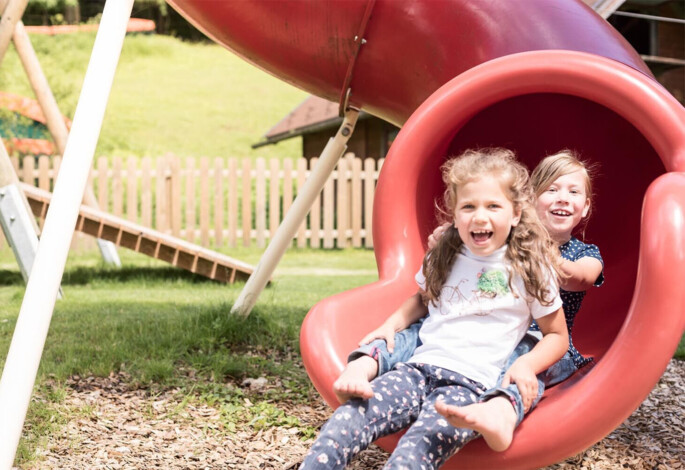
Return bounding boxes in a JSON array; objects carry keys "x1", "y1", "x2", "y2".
[
  {"x1": 21, "y1": 183, "x2": 257, "y2": 284},
  {"x1": 12, "y1": 21, "x2": 68, "y2": 151},
  {"x1": 6, "y1": 7, "x2": 122, "y2": 265},
  {"x1": 0, "y1": 0, "x2": 28, "y2": 65}
]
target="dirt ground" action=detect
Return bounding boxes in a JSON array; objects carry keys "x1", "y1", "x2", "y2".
[{"x1": 20, "y1": 360, "x2": 684, "y2": 470}]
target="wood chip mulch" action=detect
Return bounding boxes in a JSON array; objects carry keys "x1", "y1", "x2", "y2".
[{"x1": 19, "y1": 359, "x2": 684, "y2": 470}]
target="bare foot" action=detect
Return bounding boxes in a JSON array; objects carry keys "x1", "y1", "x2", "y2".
[
  {"x1": 435, "y1": 396, "x2": 517, "y2": 451},
  {"x1": 333, "y1": 356, "x2": 378, "y2": 404}
]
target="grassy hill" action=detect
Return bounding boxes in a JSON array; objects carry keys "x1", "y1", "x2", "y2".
[{"x1": 0, "y1": 31, "x2": 308, "y2": 160}]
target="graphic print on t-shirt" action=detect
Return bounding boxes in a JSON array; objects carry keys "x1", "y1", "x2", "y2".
[{"x1": 442, "y1": 268, "x2": 510, "y2": 316}]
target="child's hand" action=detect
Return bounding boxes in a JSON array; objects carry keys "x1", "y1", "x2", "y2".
[
  {"x1": 501, "y1": 357, "x2": 538, "y2": 413},
  {"x1": 359, "y1": 323, "x2": 397, "y2": 352},
  {"x1": 427, "y1": 222, "x2": 451, "y2": 250}
]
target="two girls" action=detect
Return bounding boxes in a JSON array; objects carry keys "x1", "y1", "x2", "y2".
[
  {"x1": 300, "y1": 148, "x2": 569, "y2": 469},
  {"x1": 333, "y1": 150, "x2": 603, "y2": 458}
]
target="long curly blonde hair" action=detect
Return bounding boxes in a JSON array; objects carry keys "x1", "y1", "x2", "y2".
[{"x1": 423, "y1": 148, "x2": 561, "y2": 307}]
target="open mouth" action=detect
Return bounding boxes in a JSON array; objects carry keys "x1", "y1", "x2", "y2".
[
  {"x1": 551, "y1": 209, "x2": 572, "y2": 217},
  {"x1": 471, "y1": 230, "x2": 493, "y2": 244}
]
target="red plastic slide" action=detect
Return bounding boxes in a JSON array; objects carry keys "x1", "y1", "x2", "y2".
[{"x1": 167, "y1": 1, "x2": 685, "y2": 468}]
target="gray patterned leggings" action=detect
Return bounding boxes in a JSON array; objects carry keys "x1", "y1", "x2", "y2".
[{"x1": 300, "y1": 363, "x2": 487, "y2": 470}]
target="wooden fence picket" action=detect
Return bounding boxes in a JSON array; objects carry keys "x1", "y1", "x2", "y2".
[
  {"x1": 269, "y1": 158, "x2": 280, "y2": 238},
  {"x1": 38, "y1": 156, "x2": 50, "y2": 191},
  {"x1": 309, "y1": 157, "x2": 321, "y2": 248},
  {"x1": 214, "y1": 157, "x2": 224, "y2": 246},
  {"x1": 183, "y1": 158, "x2": 195, "y2": 242},
  {"x1": 97, "y1": 157, "x2": 108, "y2": 212},
  {"x1": 336, "y1": 156, "x2": 348, "y2": 249},
  {"x1": 241, "y1": 158, "x2": 251, "y2": 247},
  {"x1": 323, "y1": 167, "x2": 334, "y2": 249},
  {"x1": 141, "y1": 157, "x2": 152, "y2": 228},
  {"x1": 296, "y1": 158, "x2": 307, "y2": 248},
  {"x1": 22, "y1": 156, "x2": 33, "y2": 185},
  {"x1": 282, "y1": 158, "x2": 293, "y2": 218},
  {"x1": 255, "y1": 157, "x2": 266, "y2": 248},
  {"x1": 351, "y1": 155, "x2": 362, "y2": 248},
  {"x1": 53, "y1": 156, "x2": 61, "y2": 184},
  {"x1": 199, "y1": 157, "x2": 210, "y2": 247},
  {"x1": 112, "y1": 157, "x2": 123, "y2": 219},
  {"x1": 127, "y1": 157, "x2": 137, "y2": 223},
  {"x1": 364, "y1": 157, "x2": 376, "y2": 248},
  {"x1": 155, "y1": 157, "x2": 167, "y2": 233},
  {"x1": 11, "y1": 154, "x2": 382, "y2": 251},
  {"x1": 227, "y1": 157, "x2": 237, "y2": 247}
]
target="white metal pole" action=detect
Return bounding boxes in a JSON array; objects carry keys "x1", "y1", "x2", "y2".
[
  {"x1": 0, "y1": 1, "x2": 134, "y2": 467},
  {"x1": 231, "y1": 109, "x2": 359, "y2": 317}
]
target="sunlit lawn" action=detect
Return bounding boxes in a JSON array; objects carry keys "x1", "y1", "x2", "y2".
[
  {"x1": 0, "y1": 32, "x2": 307, "y2": 160},
  {"x1": 0, "y1": 244, "x2": 377, "y2": 464},
  {"x1": 0, "y1": 245, "x2": 378, "y2": 382}
]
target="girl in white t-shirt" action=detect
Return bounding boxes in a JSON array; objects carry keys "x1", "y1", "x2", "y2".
[{"x1": 300, "y1": 148, "x2": 568, "y2": 470}]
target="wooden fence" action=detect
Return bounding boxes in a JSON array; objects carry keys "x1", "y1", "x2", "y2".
[{"x1": 7, "y1": 153, "x2": 383, "y2": 250}]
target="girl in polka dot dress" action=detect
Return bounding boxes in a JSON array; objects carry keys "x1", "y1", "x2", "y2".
[
  {"x1": 300, "y1": 148, "x2": 569, "y2": 469},
  {"x1": 336, "y1": 150, "x2": 603, "y2": 453}
]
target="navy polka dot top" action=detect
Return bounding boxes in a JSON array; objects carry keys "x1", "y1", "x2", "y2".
[{"x1": 530, "y1": 237, "x2": 604, "y2": 368}]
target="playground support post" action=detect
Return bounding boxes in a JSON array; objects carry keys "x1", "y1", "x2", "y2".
[
  {"x1": 10, "y1": 20, "x2": 122, "y2": 266},
  {"x1": 0, "y1": 142, "x2": 38, "y2": 233},
  {"x1": 0, "y1": 1, "x2": 34, "y2": 232},
  {"x1": 0, "y1": 0, "x2": 134, "y2": 467},
  {"x1": 0, "y1": 127, "x2": 61, "y2": 296},
  {"x1": 230, "y1": 108, "x2": 360, "y2": 317},
  {"x1": 11, "y1": 21, "x2": 68, "y2": 151},
  {"x1": 0, "y1": 0, "x2": 27, "y2": 65},
  {"x1": 0, "y1": 0, "x2": 120, "y2": 267}
]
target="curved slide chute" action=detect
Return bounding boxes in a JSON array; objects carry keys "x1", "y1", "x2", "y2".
[{"x1": 167, "y1": 1, "x2": 685, "y2": 468}]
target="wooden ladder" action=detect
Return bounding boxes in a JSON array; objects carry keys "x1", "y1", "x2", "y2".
[{"x1": 21, "y1": 183, "x2": 257, "y2": 283}]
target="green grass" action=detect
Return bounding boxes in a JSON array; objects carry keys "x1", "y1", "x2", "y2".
[
  {"x1": 0, "y1": 244, "x2": 683, "y2": 465},
  {"x1": 0, "y1": 246, "x2": 377, "y2": 465},
  {"x1": 0, "y1": 32, "x2": 308, "y2": 160},
  {"x1": 0, "y1": 246, "x2": 377, "y2": 384}
]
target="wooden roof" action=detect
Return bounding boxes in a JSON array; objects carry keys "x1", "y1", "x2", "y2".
[{"x1": 253, "y1": 95, "x2": 370, "y2": 148}]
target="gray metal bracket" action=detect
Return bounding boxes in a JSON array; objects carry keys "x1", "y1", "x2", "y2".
[{"x1": 0, "y1": 184, "x2": 63, "y2": 298}]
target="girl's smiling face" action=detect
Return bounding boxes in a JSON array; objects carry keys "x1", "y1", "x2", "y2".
[
  {"x1": 453, "y1": 175, "x2": 521, "y2": 257},
  {"x1": 536, "y1": 170, "x2": 590, "y2": 243}
]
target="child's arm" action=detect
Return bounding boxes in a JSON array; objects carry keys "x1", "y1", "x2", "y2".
[
  {"x1": 557, "y1": 256, "x2": 603, "y2": 292},
  {"x1": 501, "y1": 307, "x2": 569, "y2": 412},
  {"x1": 358, "y1": 292, "x2": 428, "y2": 352}
]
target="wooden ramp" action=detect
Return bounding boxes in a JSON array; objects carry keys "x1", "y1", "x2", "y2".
[{"x1": 21, "y1": 183, "x2": 256, "y2": 283}]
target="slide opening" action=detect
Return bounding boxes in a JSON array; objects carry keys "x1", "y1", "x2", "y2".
[{"x1": 410, "y1": 92, "x2": 665, "y2": 361}]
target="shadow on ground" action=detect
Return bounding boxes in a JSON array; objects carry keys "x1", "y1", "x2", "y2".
[{"x1": 0, "y1": 266, "x2": 217, "y2": 286}]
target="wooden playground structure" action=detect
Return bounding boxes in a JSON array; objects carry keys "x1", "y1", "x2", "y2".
[
  {"x1": 0, "y1": 0, "x2": 683, "y2": 469},
  {"x1": 22, "y1": 183, "x2": 254, "y2": 283},
  {"x1": 0, "y1": 0, "x2": 255, "y2": 284},
  {"x1": 0, "y1": 4, "x2": 261, "y2": 465}
]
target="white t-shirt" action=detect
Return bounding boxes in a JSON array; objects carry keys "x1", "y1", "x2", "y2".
[{"x1": 409, "y1": 245, "x2": 562, "y2": 389}]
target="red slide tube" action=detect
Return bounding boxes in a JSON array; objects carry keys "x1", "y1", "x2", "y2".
[{"x1": 167, "y1": 1, "x2": 685, "y2": 468}]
